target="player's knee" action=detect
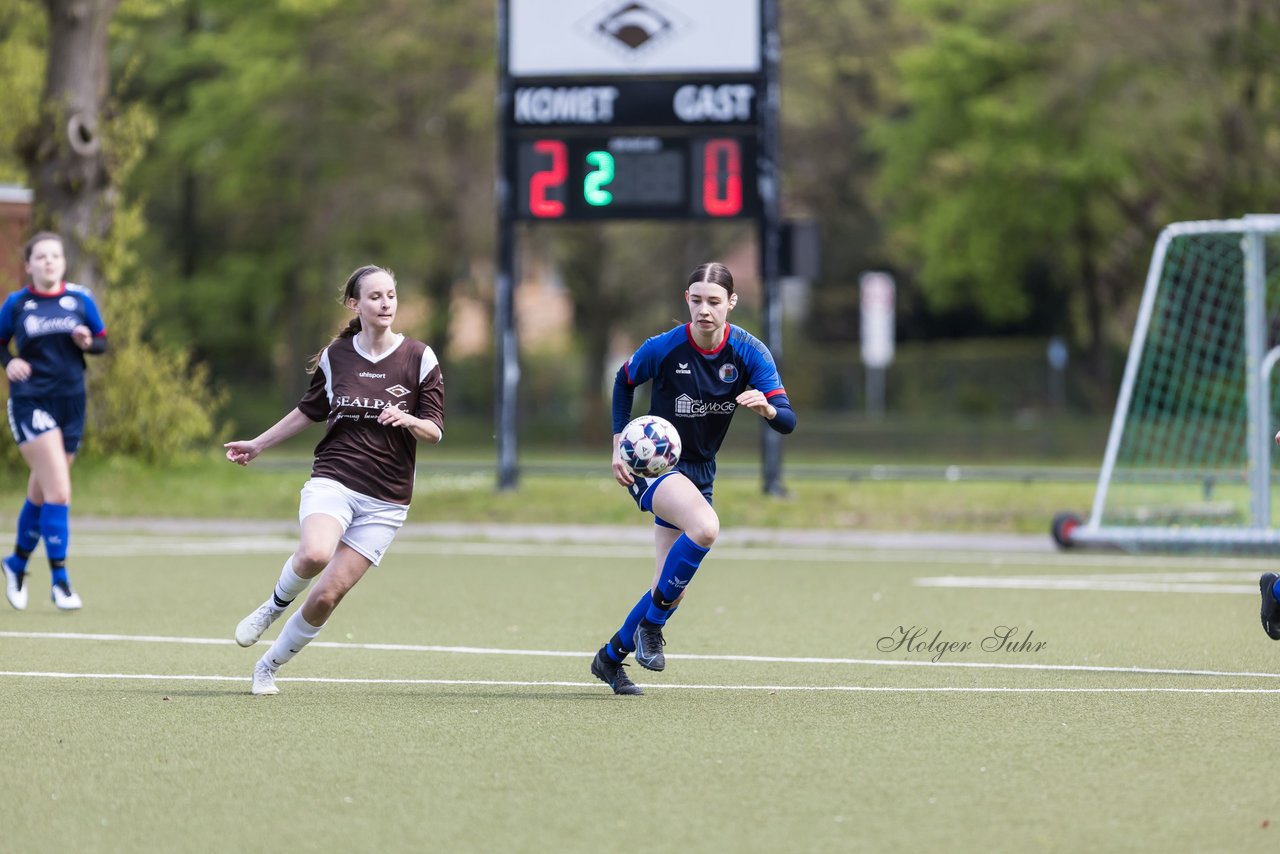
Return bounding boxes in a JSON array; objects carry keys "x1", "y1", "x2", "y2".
[
  {"x1": 293, "y1": 544, "x2": 334, "y2": 574},
  {"x1": 686, "y1": 514, "x2": 719, "y2": 548},
  {"x1": 43, "y1": 487, "x2": 71, "y2": 506}
]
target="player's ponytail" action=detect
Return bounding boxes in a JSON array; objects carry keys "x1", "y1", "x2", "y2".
[{"x1": 306, "y1": 265, "x2": 392, "y2": 373}]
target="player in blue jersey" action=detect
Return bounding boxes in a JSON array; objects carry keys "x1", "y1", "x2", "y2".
[
  {"x1": 591, "y1": 262, "x2": 796, "y2": 695},
  {"x1": 0, "y1": 232, "x2": 108, "y2": 611}
]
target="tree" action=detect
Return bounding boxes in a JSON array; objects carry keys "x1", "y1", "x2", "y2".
[
  {"x1": 114, "y1": 0, "x2": 498, "y2": 410},
  {"x1": 872, "y1": 0, "x2": 1280, "y2": 396},
  {"x1": 17, "y1": 0, "x2": 121, "y2": 292}
]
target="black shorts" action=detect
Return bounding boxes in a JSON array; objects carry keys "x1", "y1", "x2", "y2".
[{"x1": 7, "y1": 394, "x2": 86, "y2": 454}]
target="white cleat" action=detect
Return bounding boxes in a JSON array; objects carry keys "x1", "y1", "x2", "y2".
[
  {"x1": 51, "y1": 582, "x2": 82, "y2": 611},
  {"x1": 251, "y1": 660, "x2": 280, "y2": 696},
  {"x1": 2, "y1": 558, "x2": 27, "y2": 611},
  {"x1": 236, "y1": 600, "x2": 283, "y2": 647}
]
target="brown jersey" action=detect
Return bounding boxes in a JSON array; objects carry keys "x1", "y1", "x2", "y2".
[{"x1": 297, "y1": 334, "x2": 444, "y2": 504}]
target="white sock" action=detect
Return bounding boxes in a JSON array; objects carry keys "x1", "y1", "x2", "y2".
[
  {"x1": 272, "y1": 557, "x2": 310, "y2": 610},
  {"x1": 260, "y1": 611, "x2": 324, "y2": 671}
]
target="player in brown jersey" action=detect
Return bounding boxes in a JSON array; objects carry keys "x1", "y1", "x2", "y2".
[{"x1": 223, "y1": 265, "x2": 444, "y2": 696}]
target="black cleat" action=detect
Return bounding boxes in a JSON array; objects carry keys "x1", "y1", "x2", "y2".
[
  {"x1": 633, "y1": 619, "x2": 667, "y2": 672},
  {"x1": 1261, "y1": 573, "x2": 1280, "y2": 640},
  {"x1": 591, "y1": 648, "x2": 643, "y2": 695}
]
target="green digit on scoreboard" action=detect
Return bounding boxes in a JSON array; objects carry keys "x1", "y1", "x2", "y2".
[{"x1": 584, "y1": 150, "x2": 615, "y2": 206}]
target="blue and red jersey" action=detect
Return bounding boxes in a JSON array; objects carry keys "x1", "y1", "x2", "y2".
[
  {"x1": 0, "y1": 283, "x2": 107, "y2": 399},
  {"x1": 614, "y1": 323, "x2": 795, "y2": 469}
]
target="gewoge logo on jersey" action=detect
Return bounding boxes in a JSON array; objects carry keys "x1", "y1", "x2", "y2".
[
  {"x1": 23, "y1": 315, "x2": 79, "y2": 337},
  {"x1": 674, "y1": 393, "x2": 736, "y2": 418}
]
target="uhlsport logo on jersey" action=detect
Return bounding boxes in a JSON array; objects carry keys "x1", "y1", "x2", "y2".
[
  {"x1": 718, "y1": 364, "x2": 738, "y2": 383},
  {"x1": 674, "y1": 393, "x2": 736, "y2": 418}
]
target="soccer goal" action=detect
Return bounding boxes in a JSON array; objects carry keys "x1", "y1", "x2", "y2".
[{"x1": 1055, "y1": 214, "x2": 1280, "y2": 551}]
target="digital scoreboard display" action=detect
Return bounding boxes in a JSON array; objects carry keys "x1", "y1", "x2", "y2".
[
  {"x1": 502, "y1": 76, "x2": 762, "y2": 222},
  {"x1": 512, "y1": 134, "x2": 757, "y2": 221}
]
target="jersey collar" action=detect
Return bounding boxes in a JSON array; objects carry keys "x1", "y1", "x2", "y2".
[
  {"x1": 25, "y1": 282, "x2": 68, "y2": 297},
  {"x1": 685, "y1": 322, "x2": 730, "y2": 356}
]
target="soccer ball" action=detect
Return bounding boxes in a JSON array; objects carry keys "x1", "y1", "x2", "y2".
[{"x1": 618, "y1": 415, "x2": 682, "y2": 477}]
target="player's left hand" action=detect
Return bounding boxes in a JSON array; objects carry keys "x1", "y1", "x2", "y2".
[
  {"x1": 71, "y1": 325, "x2": 93, "y2": 350},
  {"x1": 736, "y1": 389, "x2": 776, "y2": 420},
  {"x1": 378, "y1": 406, "x2": 415, "y2": 429}
]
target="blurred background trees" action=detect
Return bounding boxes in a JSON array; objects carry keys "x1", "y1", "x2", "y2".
[{"x1": 1, "y1": 0, "x2": 1277, "y2": 458}]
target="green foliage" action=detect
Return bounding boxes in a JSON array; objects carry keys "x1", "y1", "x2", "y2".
[
  {"x1": 0, "y1": 2, "x2": 44, "y2": 182},
  {"x1": 85, "y1": 33, "x2": 227, "y2": 464},
  {"x1": 872, "y1": 0, "x2": 1280, "y2": 385},
  {"x1": 86, "y1": 280, "x2": 228, "y2": 462}
]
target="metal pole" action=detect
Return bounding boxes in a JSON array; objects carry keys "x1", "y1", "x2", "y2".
[
  {"x1": 758, "y1": 0, "x2": 785, "y2": 497},
  {"x1": 495, "y1": 0, "x2": 519, "y2": 490},
  {"x1": 1244, "y1": 231, "x2": 1267, "y2": 526}
]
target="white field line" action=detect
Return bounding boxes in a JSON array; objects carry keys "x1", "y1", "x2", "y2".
[
  {"x1": 2, "y1": 670, "x2": 1280, "y2": 694},
  {"x1": 2, "y1": 630, "x2": 1278, "y2": 680},
  {"x1": 62, "y1": 534, "x2": 1280, "y2": 570},
  {"x1": 915, "y1": 576, "x2": 1257, "y2": 594}
]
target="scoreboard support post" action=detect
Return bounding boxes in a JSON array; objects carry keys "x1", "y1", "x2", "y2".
[
  {"x1": 758, "y1": 0, "x2": 785, "y2": 497},
  {"x1": 495, "y1": 0, "x2": 519, "y2": 490}
]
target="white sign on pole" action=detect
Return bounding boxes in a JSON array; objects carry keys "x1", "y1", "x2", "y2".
[
  {"x1": 509, "y1": 0, "x2": 761, "y2": 77},
  {"x1": 860, "y1": 272, "x2": 895, "y2": 368}
]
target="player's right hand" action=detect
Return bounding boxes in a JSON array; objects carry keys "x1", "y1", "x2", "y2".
[
  {"x1": 612, "y1": 448, "x2": 634, "y2": 486},
  {"x1": 5, "y1": 358, "x2": 31, "y2": 383},
  {"x1": 223, "y1": 440, "x2": 260, "y2": 466}
]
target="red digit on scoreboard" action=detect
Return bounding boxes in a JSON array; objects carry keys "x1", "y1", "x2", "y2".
[
  {"x1": 702, "y1": 138, "x2": 743, "y2": 218},
  {"x1": 530, "y1": 140, "x2": 567, "y2": 218}
]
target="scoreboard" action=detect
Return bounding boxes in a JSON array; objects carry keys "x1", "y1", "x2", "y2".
[{"x1": 503, "y1": 75, "x2": 763, "y2": 222}]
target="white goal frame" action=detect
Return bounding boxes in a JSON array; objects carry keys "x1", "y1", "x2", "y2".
[{"x1": 1067, "y1": 214, "x2": 1280, "y2": 550}]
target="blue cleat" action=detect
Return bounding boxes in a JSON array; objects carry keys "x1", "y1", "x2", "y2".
[{"x1": 1260, "y1": 573, "x2": 1280, "y2": 640}]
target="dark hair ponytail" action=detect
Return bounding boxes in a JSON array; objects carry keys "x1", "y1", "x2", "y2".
[
  {"x1": 687, "y1": 262, "x2": 734, "y2": 295},
  {"x1": 306, "y1": 265, "x2": 393, "y2": 372}
]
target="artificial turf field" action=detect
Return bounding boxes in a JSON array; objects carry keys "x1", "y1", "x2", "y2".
[{"x1": 3, "y1": 529, "x2": 1280, "y2": 853}]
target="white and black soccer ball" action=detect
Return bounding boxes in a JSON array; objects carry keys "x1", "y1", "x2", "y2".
[{"x1": 618, "y1": 415, "x2": 682, "y2": 477}]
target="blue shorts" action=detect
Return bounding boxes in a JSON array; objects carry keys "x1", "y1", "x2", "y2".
[
  {"x1": 625, "y1": 460, "x2": 714, "y2": 529},
  {"x1": 7, "y1": 395, "x2": 86, "y2": 454}
]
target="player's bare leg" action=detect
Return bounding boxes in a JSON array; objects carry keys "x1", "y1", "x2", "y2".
[{"x1": 236, "y1": 513, "x2": 342, "y2": 647}]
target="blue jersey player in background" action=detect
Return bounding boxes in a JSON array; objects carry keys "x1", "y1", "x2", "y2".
[
  {"x1": 591, "y1": 262, "x2": 796, "y2": 695},
  {"x1": 0, "y1": 232, "x2": 108, "y2": 611}
]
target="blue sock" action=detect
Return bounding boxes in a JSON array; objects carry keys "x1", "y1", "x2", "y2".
[
  {"x1": 646, "y1": 605, "x2": 679, "y2": 627},
  {"x1": 41, "y1": 503, "x2": 70, "y2": 587},
  {"x1": 1272, "y1": 576, "x2": 1280, "y2": 603},
  {"x1": 645, "y1": 534, "x2": 710, "y2": 623},
  {"x1": 608, "y1": 592, "x2": 652, "y2": 660},
  {"x1": 9, "y1": 500, "x2": 42, "y2": 573}
]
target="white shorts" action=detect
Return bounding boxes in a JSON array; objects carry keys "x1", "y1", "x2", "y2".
[{"x1": 298, "y1": 477, "x2": 408, "y2": 566}]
